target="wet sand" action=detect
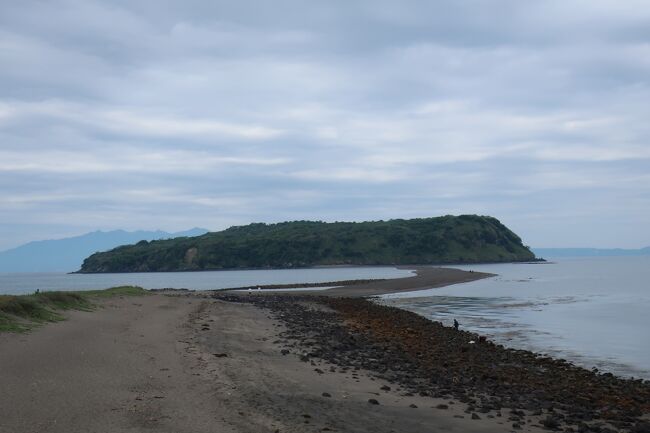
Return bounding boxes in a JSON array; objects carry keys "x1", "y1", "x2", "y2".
[
  {"x1": 320, "y1": 266, "x2": 492, "y2": 296},
  {"x1": 226, "y1": 266, "x2": 493, "y2": 297}
]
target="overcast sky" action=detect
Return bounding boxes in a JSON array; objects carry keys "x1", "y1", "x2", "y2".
[{"x1": 1, "y1": 0, "x2": 649, "y2": 250}]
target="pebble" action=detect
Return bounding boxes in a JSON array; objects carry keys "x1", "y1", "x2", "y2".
[{"x1": 214, "y1": 293, "x2": 650, "y2": 432}]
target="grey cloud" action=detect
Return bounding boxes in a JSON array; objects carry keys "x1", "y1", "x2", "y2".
[{"x1": 0, "y1": 0, "x2": 649, "y2": 250}]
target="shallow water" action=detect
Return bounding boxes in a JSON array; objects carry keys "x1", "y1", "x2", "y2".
[
  {"x1": 0, "y1": 266, "x2": 413, "y2": 295},
  {"x1": 381, "y1": 257, "x2": 650, "y2": 379}
]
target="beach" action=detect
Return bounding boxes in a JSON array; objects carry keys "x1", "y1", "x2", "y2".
[
  {"x1": 1, "y1": 268, "x2": 648, "y2": 433},
  {"x1": 225, "y1": 266, "x2": 494, "y2": 297}
]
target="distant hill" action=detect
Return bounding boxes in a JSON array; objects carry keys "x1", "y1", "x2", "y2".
[
  {"x1": 533, "y1": 247, "x2": 650, "y2": 258},
  {"x1": 0, "y1": 228, "x2": 208, "y2": 273},
  {"x1": 78, "y1": 215, "x2": 536, "y2": 273}
]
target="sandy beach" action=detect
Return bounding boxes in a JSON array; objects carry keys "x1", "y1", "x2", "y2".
[
  {"x1": 0, "y1": 296, "x2": 514, "y2": 433},
  {"x1": 1, "y1": 268, "x2": 649, "y2": 433}
]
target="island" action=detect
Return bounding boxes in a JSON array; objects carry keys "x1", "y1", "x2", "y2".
[{"x1": 78, "y1": 215, "x2": 537, "y2": 273}]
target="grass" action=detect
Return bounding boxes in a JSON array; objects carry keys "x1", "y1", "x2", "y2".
[
  {"x1": 0, "y1": 286, "x2": 148, "y2": 333},
  {"x1": 80, "y1": 286, "x2": 149, "y2": 298}
]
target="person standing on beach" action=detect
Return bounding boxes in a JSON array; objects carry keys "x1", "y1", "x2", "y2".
[{"x1": 453, "y1": 319, "x2": 459, "y2": 330}]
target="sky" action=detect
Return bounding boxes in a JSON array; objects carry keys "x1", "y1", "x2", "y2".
[{"x1": 1, "y1": 0, "x2": 649, "y2": 251}]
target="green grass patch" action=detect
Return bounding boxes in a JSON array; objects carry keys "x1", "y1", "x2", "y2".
[
  {"x1": 0, "y1": 286, "x2": 148, "y2": 333},
  {"x1": 0, "y1": 313, "x2": 28, "y2": 332},
  {"x1": 80, "y1": 285, "x2": 150, "y2": 298}
]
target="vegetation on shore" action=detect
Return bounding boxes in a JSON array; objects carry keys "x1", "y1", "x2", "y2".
[
  {"x1": 0, "y1": 286, "x2": 148, "y2": 332},
  {"x1": 79, "y1": 215, "x2": 536, "y2": 273}
]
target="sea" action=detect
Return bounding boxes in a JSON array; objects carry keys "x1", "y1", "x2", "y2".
[
  {"x1": 381, "y1": 256, "x2": 650, "y2": 380},
  {"x1": 0, "y1": 266, "x2": 413, "y2": 295},
  {"x1": 1, "y1": 257, "x2": 648, "y2": 379}
]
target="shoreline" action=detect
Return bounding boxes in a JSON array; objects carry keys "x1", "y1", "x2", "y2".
[
  {"x1": 3, "y1": 264, "x2": 477, "y2": 296},
  {"x1": 214, "y1": 293, "x2": 650, "y2": 432},
  {"x1": 0, "y1": 292, "x2": 526, "y2": 433},
  {"x1": 218, "y1": 266, "x2": 494, "y2": 297},
  {"x1": 1, "y1": 270, "x2": 648, "y2": 432},
  {"x1": 71, "y1": 259, "x2": 542, "y2": 274}
]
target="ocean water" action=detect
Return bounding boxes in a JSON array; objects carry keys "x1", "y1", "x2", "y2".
[
  {"x1": 381, "y1": 257, "x2": 650, "y2": 379},
  {"x1": 3, "y1": 258, "x2": 648, "y2": 379},
  {"x1": 0, "y1": 266, "x2": 413, "y2": 296}
]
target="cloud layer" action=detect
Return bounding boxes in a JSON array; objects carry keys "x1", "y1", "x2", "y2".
[{"x1": 1, "y1": 0, "x2": 649, "y2": 249}]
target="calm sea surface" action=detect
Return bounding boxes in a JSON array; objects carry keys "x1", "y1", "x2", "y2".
[
  {"x1": 381, "y1": 257, "x2": 650, "y2": 379},
  {"x1": 2, "y1": 258, "x2": 648, "y2": 379},
  {"x1": 0, "y1": 266, "x2": 413, "y2": 295}
]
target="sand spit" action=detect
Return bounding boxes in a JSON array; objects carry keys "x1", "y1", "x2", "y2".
[
  {"x1": 1, "y1": 292, "x2": 523, "y2": 433},
  {"x1": 1, "y1": 265, "x2": 648, "y2": 433},
  {"x1": 220, "y1": 266, "x2": 493, "y2": 297}
]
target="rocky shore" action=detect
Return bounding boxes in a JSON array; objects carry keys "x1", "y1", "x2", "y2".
[{"x1": 215, "y1": 293, "x2": 650, "y2": 433}]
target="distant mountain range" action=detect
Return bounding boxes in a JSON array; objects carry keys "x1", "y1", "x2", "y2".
[
  {"x1": 0, "y1": 228, "x2": 208, "y2": 273},
  {"x1": 533, "y1": 247, "x2": 650, "y2": 258}
]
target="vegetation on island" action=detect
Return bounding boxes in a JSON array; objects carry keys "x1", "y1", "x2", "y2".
[
  {"x1": 0, "y1": 286, "x2": 148, "y2": 332},
  {"x1": 78, "y1": 215, "x2": 536, "y2": 273}
]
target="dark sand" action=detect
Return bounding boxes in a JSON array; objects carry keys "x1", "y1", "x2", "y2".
[
  {"x1": 227, "y1": 266, "x2": 493, "y2": 297},
  {"x1": 2, "y1": 267, "x2": 647, "y2": 432},
  {"x1": 0, "y1": 267, "x2": 508, "y2": 433},
  {"x1": 320, "y1": 266, "x2": 492, "y2": 296},
  {"x1": 0, "y1": 295, "x2": 232, "y2": 433},
  {"x1": 0, "y1": 292, "x2": 525, "y2": 433}
]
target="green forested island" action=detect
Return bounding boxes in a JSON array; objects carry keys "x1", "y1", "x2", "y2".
[{"x1": 78, "y1": 215, "x2": 536, "y2": 273}]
